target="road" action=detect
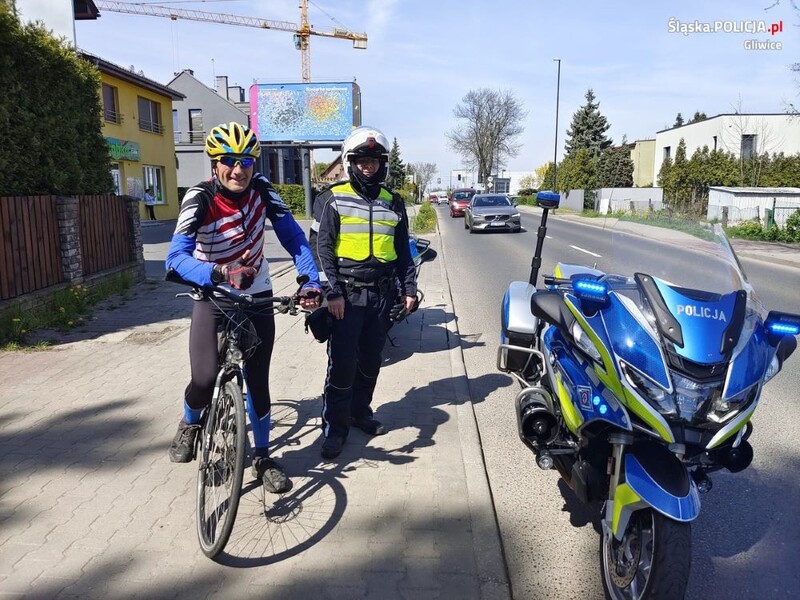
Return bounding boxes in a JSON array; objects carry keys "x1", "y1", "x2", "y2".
[{"x1": 433, "y1": 203, "x2": 800, "y2": 600}]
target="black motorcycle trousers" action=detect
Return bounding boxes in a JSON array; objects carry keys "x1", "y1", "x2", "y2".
[{"x1": 321, "y1": 288, "x2": 392, "y2": 439}]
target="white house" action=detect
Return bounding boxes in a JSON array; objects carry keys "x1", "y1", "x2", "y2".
[{"x1": 653, "y1": 114, "x2": 800, "y2": 184}]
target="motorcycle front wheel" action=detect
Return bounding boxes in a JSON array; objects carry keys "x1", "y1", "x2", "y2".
[{"x1": 600, "y1": 508, "x2": 691, "y2": 600}]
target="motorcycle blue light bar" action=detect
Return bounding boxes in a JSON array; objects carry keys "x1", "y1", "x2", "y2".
[
  {"x1": 573, "y1": 279, "x2": 609, "y2": 301},
  {"x1": 769, "y1": 322, "x2": 800, "y2": 335}
]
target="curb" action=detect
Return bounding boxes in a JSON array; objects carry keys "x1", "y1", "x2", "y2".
[{"x1": 435, "y1": 215, "x2": 513, "y2": 599}]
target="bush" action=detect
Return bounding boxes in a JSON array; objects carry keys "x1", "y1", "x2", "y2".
[
  {"x1": 725, "y1": 219, "x2": 765, "y2": 240},
  {"x1": 0, "y1": 7, "x2": 113, "y2": 195},
  {"x1": 785, "y1": 208, "x2": 800, "y2": 243},
  {"x1": 274, "y1": 184, "x2": 306, "y2": 216},
  {"x1": 412, "y1": 201, "x2": 436, "y2": 233}
]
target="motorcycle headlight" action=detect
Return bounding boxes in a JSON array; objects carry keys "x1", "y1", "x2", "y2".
[
  {"x1": 706, "y1": 383, "x2": 757, "y2": 424},
  {"x1": 623, "y1": 362, "x2": 676, "y2": 416},
  {"x1": 764, "y1": 354, "x2": 781, "y2": 383},
  {"x1": 571, "y1": 320, "x2": 602, "y2": 363},
  {"x1": 672, "y1": 373, "x2": 718, "y2": 421}
]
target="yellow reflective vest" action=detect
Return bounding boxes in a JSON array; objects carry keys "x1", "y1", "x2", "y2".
[{"x1": 331, "y1": 182, "x2": 399, "y2": 263}]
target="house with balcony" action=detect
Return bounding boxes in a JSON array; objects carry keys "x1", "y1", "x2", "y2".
[
  {"x1": 81, "y1": 51, "x2": 184, "y2": 221},
  {"x1": 167, "y1": 71, "x2": 302, "y2": 190}
]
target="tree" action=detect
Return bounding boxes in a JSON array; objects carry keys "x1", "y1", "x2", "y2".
[
  {"x1": 557, "y1": 148, "x2": 597, "y2": 207},
  {"x1": 447, "y1": 88, "x2": 526, "y2": 184},
  {"x1": 687, "y1": 111, "x2": 708, "y2": 124},
  {"x1": 535, "y1": 162, "x2": 554, "y2": 190},
  {"x1": 596, "y1": 143, "x2": 634, "y2": 188},
  {"x1": 674, "y1": 113, "x2": 684, "y2": 127},
  {"x1": 517, "y1": 173, "x2": 539, "y2": 194},
  {"x1": 564, "y1": 89, "x2": 612, "y2": 158},
  {"x1": 408, "y1": 162, "x2": 437, "y2": 200},
  {"x1": 386, "y1": 138, "x2": 406, "y2": 190},
  {"x1": 312, "y1": 161, "x2": 330, "y2": 180}
]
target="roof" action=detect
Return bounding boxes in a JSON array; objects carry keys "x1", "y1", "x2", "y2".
[
  {"x1": 656, "y1": 113, "x2": 792, "y2": 135},
  {"x1": 79, "y1": 51, "x2": 185, "y2": 101},
  {"x1": 709, "y1": 186, "x2": 800, "y2": 195}
]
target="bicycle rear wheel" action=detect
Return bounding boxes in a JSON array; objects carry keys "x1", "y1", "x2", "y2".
[{"x1": 196, "y1": 379, "x2": 246, "y2": 558}]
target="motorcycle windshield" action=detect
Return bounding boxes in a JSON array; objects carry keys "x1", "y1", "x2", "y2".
[{"x1": 606, "y1": 216, "x2": 764, "y2": 365}]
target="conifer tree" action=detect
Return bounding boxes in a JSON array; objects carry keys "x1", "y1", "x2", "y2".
[
  {"x1": 564, "y1": 89, "x2": 612, "y2": 158},
  {"x1": 387, "y1": 138, "x2": 406, "y2": 190}
]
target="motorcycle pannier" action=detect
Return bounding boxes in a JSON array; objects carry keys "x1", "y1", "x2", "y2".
[{"x1": 501, "y1": 281, "x2": 540, "y2": 372}]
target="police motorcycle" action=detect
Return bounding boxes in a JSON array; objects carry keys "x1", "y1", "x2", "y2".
[{"x1": 497, "y1": 192, "x2": 799, "y2": 599}]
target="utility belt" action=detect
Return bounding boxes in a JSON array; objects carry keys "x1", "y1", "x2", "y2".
[{"x1": 339, "y1": 274, "x2": 395, "y2": 294}]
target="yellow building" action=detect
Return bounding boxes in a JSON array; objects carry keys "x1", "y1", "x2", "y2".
[
  {"x1": 81, "y1": 52, "x2": 185, "y2": 220},
  {"x1": 630, "y1": 139, "x2": 656, "y2": 187}
]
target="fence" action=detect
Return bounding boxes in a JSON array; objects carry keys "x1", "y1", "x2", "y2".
[
  {"x1": 0, "y1": 196, "x2": 63, "y2": 300},
  {"x1": 79, "y1": 195, "x2": 131, "y2": 276},
  {"x1": 0, "y1": 195, "x2": 144, "y2": 303}
]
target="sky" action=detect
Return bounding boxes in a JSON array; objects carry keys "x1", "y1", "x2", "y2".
[{"x1": 63, "y1": 0, "x2": 800, "y2": 184}]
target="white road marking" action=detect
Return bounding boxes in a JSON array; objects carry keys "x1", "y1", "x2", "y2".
[{"x1": 569, "y1": 244, "x2": 602, "y2": 258}]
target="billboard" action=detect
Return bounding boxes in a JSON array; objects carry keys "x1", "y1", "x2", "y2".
[{"x1": 250, "y1": 82, "x2": 361, "y2": 142}]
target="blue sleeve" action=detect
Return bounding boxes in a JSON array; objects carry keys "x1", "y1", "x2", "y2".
[
  {"x1": 165, "y1": 233, "x2": 214, "y2": 287},
  {"x1": 273, "y1": 216, "x2": 321, "y2": 289}
]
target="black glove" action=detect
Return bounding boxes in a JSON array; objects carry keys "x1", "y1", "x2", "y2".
[
  {"x1": 305, "y1": 306, "x2": 333, "y2": 342},
  {"x1": 225, "y1": 258, "x2": 256, "y2": 290},
  {"x1": 389, "y1": 300, "x2": 408, "y2": 322}
]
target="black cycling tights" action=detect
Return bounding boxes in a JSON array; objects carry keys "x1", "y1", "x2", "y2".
[{"x1": 184, "y1": 296, "x2": 276, "y2": 420}]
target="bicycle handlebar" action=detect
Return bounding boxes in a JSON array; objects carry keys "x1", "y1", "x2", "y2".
[{"x1": 165, "y1": 268, "x2": 312, "y2": 313}]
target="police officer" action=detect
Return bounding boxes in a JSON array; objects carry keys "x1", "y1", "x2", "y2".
[{"x1": 315, "y1": 126, "x2": 417, "y2": 459}]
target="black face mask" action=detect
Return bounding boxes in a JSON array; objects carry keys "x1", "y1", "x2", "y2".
[{"x1": 347, "y1": 157, "x2": 387, "y2": 198}]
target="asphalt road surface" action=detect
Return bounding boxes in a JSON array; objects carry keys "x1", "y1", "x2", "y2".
[{"x1": 434, "y1": 203, "x2": 800, "y2": 600}]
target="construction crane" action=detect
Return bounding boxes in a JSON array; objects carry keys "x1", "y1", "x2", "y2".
[{"x1": 93, "y1": 0, "x2": 368, "y2": 82}]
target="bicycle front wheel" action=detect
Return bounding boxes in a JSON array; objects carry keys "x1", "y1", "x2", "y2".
[{"x1": 196, "y1": 379, "x2": 246, "y2": 558}]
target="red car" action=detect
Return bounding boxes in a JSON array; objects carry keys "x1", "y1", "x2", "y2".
[{"x1": 449, "y1": 188, "x2": 476, "y2": 217}]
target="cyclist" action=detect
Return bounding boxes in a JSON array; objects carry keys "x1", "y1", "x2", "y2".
[
  {"x1": 314, "y1": 126, "x2": 417, "y2": 459},
  {"x1": 166, "y1": 121, "x2": 321, "y2": 494}
]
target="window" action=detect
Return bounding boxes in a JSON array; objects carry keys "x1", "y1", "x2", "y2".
[
  {"x1": 138, "y1": 96, "x2": 163, "y2": 134},
  {"x1": 189, "y1": 109, "x2": 204, "y2": 143},
  {"x1": 663, "y1": 146, "x2": 671, "y2": 160},
  {"x1": 142, "y1": 165, "x2": 165, "y2": 204},
  {"x1": 110, "y1": 164, "x2": 121, "y2": 195},
  {"x1": 741, "y1": 134, "x2": 756, "y2": 160},
  {"x1": 102, "y1": 84, "x2": 121, "y2": 123},
  {"x1": 172, "y1": 110, "x2": 180, "y2": 143}
]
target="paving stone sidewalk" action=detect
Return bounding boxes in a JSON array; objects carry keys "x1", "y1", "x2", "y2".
[{"x1": 0, "y1": 231, "x2": 510, "y2": 599}]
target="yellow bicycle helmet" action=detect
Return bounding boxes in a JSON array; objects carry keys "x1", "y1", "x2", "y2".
[{"x1": 205, "y1": 122, "x2": 261, "y2": 159}]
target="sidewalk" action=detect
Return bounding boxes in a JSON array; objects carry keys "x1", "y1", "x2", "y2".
[
  {"x1": 517, "y1": 205, "x2": 800, "y2": 270},
  {"x1": 0, "y1": 227, "x2": 510, "y2": 598}
]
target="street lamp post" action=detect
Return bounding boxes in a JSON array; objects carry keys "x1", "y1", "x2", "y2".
[{"x1": 552, "y1": 58, "x2": 561, "y2": 191}]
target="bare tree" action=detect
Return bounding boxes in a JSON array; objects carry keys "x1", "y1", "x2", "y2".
[
  {"x1": 409, "y1": 161, "x2": 437, "y2": 198},
  {"x1": 721, "y1": 98, "x2": 784, "y2": 185},
  {"x1": 447, "y1": 89, "x2": 526, "y2": 184}
]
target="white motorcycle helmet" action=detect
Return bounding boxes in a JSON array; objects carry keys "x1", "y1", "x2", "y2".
[{"x1": 342, "y1": 126, "x2": 390, "y2": 192}]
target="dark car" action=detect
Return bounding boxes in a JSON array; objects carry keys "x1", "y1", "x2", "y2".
[
  {"x1": 449, "y1": 188, "x2": 476, "y2": 217},
  {"x1": 464, "y1": 194, "x2": 521, "y2": 233}
]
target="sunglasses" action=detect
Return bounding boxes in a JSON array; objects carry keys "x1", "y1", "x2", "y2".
[{"x1": 218, "y1": 156, "x2": 255, "y2": 169}]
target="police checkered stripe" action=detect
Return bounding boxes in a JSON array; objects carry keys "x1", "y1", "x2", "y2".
[{"x1": 340, "y1": 223, "x2": 395, "y2": 235}]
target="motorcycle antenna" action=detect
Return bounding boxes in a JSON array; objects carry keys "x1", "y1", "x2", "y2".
[{"x1": 529, "y1": 192, "x2": 560, "y2": 287}]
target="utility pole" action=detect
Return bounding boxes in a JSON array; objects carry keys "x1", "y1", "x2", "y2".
[{"x1": 552, "y1": 58, "x2": 561, "y2": 191}]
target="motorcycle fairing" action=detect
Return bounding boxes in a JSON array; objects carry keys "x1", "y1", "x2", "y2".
[
  {"x1": 611, "y1": 450, "x2": 701, "y2": 539},
  {"x1": 602, "y1": 293, "x2": 671, "y2": 390},
  {"x1": 653, "y1": 277, "x2": 741, "y2": 364},
  {"x1": 542, "y1": 327, "x2": 631, "y2": 433},
  {"x1": 562, "y1": 294, "x2": 673, "y2": 440},
  {"x1": 722, "y1": 319, "x2": 770, "y2": 399}
]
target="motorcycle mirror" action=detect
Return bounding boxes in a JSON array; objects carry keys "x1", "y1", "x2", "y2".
[{"x1": 536, "y1": 191, "x2": 561, "y2": 209}]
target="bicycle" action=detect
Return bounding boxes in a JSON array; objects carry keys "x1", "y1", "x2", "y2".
[{"x1": 166, "y1": 269, "x2": 311, "y2": 558}]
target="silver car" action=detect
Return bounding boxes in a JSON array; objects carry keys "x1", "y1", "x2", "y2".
[{"x1": 464, "y1": 194, "x2": 521, "y2": 233}]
